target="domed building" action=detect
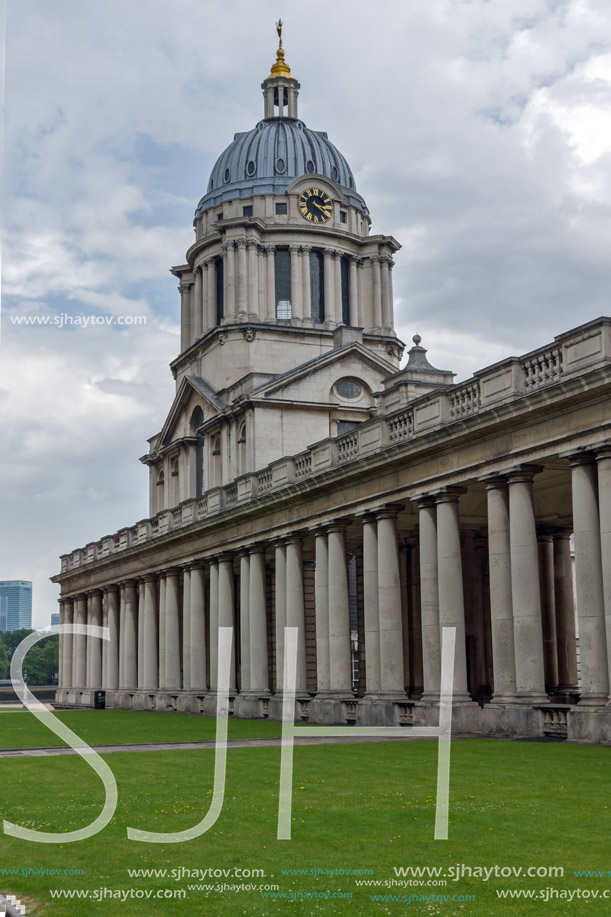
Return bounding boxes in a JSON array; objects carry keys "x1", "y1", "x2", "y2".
[{"x1": 54, "y1": 26, "x2": 611, "y2": 746}]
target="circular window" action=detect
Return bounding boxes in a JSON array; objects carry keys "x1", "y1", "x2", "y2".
[
  {"x1": 246, "y1": 160, "x2": 256, "y2": 176},
  {"x1": 332, "y1": 166, "x2": 339, "y2": 181},
  {"x1": 275, "y1": 158, "x2": 286, "y2": 174},
  {"x1": 296, "y1": 121, "x2": 303, "y2": 131},
  {"x1": 224, "y1": 168, "x2": 231, "y2": 183},
  {"x1": 306, "y1": 160, "x2": 315, "y2": 173},
  {"x1": 336, "y1": 380, "x2": 362, "y2": 399}
]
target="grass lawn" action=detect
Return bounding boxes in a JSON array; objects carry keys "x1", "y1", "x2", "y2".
[
  {"x1": 0, "y1": 709, "x2": 283, "y2": 748},
  {"x1": 0, "y1": 726, "x2": 609, "y2": 916}
]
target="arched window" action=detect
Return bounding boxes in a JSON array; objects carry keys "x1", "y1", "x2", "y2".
[
  {"x1": 156, "y1": 470, "x2": 165, "y2": 512},
  {"x1": 190, "y1": 407, "x2": 205, "y2": 497},
  {"x1": 237, "y1": 422, "x2": 247, "y2": 476},
  {"x1": 275, "y1": 247, "x2": 291, "y2": 319}
]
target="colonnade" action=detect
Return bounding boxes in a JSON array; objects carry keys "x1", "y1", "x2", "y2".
[
  {"x1": 58, "y1": 451, "x2": 611, "y2": 713},
  {"x1": 179, "y1": 241, "x2": 394, "y2": 349}
]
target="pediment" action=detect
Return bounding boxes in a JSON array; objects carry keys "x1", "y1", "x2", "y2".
[
  {"x1": 156, "y1": 375, "x2": 224, "y2": 449},
  {"x1": 251, "y1": 342, "x2": 396, "y2": 405}
]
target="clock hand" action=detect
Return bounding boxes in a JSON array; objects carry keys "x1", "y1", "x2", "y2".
[{"x1": 313, "y1": 201, "x2": 329, "y2": 213}]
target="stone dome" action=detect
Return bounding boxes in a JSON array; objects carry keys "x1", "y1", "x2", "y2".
[{"x1": 195, "y1": 117, "x2": 368, "y2": 218}]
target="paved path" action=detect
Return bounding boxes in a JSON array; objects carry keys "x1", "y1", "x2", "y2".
[{"x1": 0, "y1": 732, "x2": 470, "y2": 759}]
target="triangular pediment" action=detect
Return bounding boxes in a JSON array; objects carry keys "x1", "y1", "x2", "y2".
[
  {"x1": 156, "y1": 375, "x2": 224, "y2": 450},
  {"x1": 250, "y1": 342, "x2": 396, "y2": 404}
]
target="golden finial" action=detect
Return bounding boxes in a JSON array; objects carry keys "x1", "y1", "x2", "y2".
[{"x1": 269, "y1": 18, "x2": 292, "y2": 78}]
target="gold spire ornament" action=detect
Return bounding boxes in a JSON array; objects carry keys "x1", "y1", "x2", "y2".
[{"x1": 269, "y1": 18, "x2": 292, "y2": 78}]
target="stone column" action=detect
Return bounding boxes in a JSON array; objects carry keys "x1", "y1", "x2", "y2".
[
  {"x1": 371, "y1": 257, "x2": 382, "y2": 329},
  {"x1": 239, "y1": 552, "x2": 251, "y2": 692},
  {"x1": 190, "y1": 563, "x2": 207, "y2": 691},
  {"x1": 418, "y1": 498, "x2": 440, "y2": 700},
  {"x1": 158, "y1": 574, "x2": 166, "y2": 689},
  {"x1": 436, "y1": 490, "x2": 470, "y2": 700},
  {"x1": 209, "y1": 561, "x2": 219, "y2": 691},
  {"x1": 274, "y1": 542, "x2": 287, "y2": 692},
  {"x1": 290, "y1": 245, "x2": 302, "y2": 320},
  {"x1": 250, "y1": 547, "x2": 269, "y2": 693},
  {"x1": 328, "y1": 523, "x2": 352, "y2": 693},
  {"x1": 553, "y1": 531, "x2": 578, "y2": 696},
  {"x1": 538, "y1": 534, "x2": 558, "y2": 694},
  {"x1": 265, "y1": 245, "x2": 275, "y2": 321},
  {"x1": 508, "y1": 466, "x2": 547, "y2": 701},
  {"x1": 323, "y1": 249, "x2": 335, "y2": 323},
  {"x1": 179, "y1": 281, "x2": 191, "y2": 351},
  {"x1": 123, "y1": 581, "x2": 138, "y2": 690},
  {"x1": 182, "y1": 567, "x2": 191, "y2": 689},
  {"x1": 362, "y1": 514, "x2": 380, "y2": 695},
  {"x1": 380, "y1": 256, "x2": 392, "y2": 329},
  {"x1": 192, "y1": 266, "x2": 203, "y2": 339},
  {"x1": 74, "y1": 595, "x2": 87, "y2": 688},
  {"x1": 236, "y1": 239, "x2": 247, "y2": 315},
  {"x1": 207, "y1": 259, "x2": 217, "y2": 330},
  {"x1": 224, "y1": 242, "x2": 236, "y2": 320},
  {"x1": 314, "y1": 529, "x2": 330, "y2": 693},
  {"x1": 333, "y1": 252, "x2": 342, "y2": 324},
  {"x1": 201, "y1": 261, "x2": 209, "y2": 333},
  {"x1": 137, "y1": 580, "x2": 145, "y2": 689},
  {"x1": 301, "y1": 245, "x2": 311, "y2": 322},
  {"x1": 377, "y1": 507, "x2": 405, "y2": 695},
  {"x1": 85, "y1": 593, "x2": 93, "y2": 688},
  {"x1": 118, "y1": 584, "x2": 126, "y2": 688},
  {"x1": 570, "y1": 454, "x2": 609, "y2": 702},
  {"x1": 62, "y1": 600, "x2": 74, "y2": 690},
  {"x1": 143, "y1": 575, "x2": 158, "y2": 690},
  {"x1": 349, "y1": 257, "x2": 359, "y2": 327},
  {"x1": 218, "y1": 554, "x2": 236, "y2": 692},
  {"x1": 105, "y1": 586, "x2": 119, "y2": 691},
  {"x1": 485, "y1": 478, "x2": 516, "y2": 701},
  {"x1": 89, "y1": 590, "x2": 102, "y2": 689},
  {"x1": 597, "y1": 447, "x2": 611, "y2": 698},
  {"x1": 286, "y1": 535, "x2": 307, "y2": 694},
  {"x1": 164, "y1": 569, "x2": 181, "y2": 690},
  {"x1": 247, "y1": 240, "x2": 258, "y2": 316},
  {"x1": 387, "y1": 259, "x2": 394, "y2": 327},
  {"x1": 101, "y1": 593, "x2": 108, "y2": 689}
]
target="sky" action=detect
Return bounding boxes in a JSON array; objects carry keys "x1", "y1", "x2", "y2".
[{"x1": 1, "y1": 0, "x2": 611, "y2": 626}]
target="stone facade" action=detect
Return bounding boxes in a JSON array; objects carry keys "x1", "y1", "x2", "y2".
[{"x1": 53, "y1": 37, "x2": 611, "y2": 745}]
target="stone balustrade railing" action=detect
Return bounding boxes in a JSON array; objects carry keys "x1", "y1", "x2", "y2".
[{"x1": 59, "y1": 318, "x2": 611, "y2": 574}]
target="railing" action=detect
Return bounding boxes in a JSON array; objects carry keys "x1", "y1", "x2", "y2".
[
  {"x1": 225, "y1": 482, "x2": 238, "y2": 508},
  {"x1": 337, "y1": 431, "x2": 359, "y2": 464},
  {"x1": 388, "y1": 409, "x2": 414, "y2": 443},
  {"x1": 540, "y1": 706, "x2": 569, "y2": 737},
  {"x1": 257, "y1": 469, "x2": 273, "y2": 494},
  {"x1": 449, "y1": 381, "x2": 480, "y2": 419},
  {"x1": 56, "y1": 319, "x2": 610, "y2": 575},
  {"x1": 294, "y1": 452, "x2": 312, "y2": 480},
  {"x1": 523, "y1": 347, "x2": 563, "y2": 390}
]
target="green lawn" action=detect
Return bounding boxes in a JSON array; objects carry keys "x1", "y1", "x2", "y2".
[
  {"x1": 0, "y1": 730, "x2": 609, "y2": 915},
  {"x1": 0, "y1": 709, "x2": 283, "y2": 748}
]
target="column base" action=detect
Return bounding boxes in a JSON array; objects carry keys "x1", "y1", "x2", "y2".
[{"x1": 578, "y1": 694, "x2": 610, "y2": 706}]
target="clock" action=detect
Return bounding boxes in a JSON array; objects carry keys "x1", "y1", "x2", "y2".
[{"x1": 298, "y1": 187, "x2": 333, "y2": 224}]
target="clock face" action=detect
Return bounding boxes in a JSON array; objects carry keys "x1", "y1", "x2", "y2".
[{"x1": 298, "y1": 187, "x2": 333, "y2": 224}]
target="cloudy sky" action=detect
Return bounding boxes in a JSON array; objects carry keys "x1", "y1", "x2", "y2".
[{"x1": 1, "y1": 0, "x2": 610, "y2": 625}]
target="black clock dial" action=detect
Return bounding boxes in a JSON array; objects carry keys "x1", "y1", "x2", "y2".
[{"x1": 298, "y1": 187, "x2": 333, "y2": 224}]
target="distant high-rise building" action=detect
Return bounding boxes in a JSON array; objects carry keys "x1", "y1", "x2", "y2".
[
  {"x1": 0, "y1": 581, "x2": 32, "y2": 632},
  {"x1": 51, "y1": 612, "x2": 60, "y2": 628}
]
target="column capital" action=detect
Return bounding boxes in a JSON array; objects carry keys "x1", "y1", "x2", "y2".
[
  {"x1": 413, "y1": 494, "x2": 437, "y2": 509},
  {"x1": 288, "y1": 244, "x2": 301, "y2": 254},
  {"x1": 142, "y1": 573, "x2": 158, "y2": 584},
  {"x1": 284, "y1": 531, "x2": 305, "y2": 546},
  {"x1": 505, "y1": 463, "x2": 543, "y2": 483},
  {"x1": 434, "y1": 486, "x2": 467, "y2": 504},
  {"x1": 217, "y1": 552, "x2": 235, "y2": 565},
  {"x1": 235, "y1": 237, "x2": 247, "y2": 249},
  {"x1": 102, "y1": 584, "x2": 119, "y2": 595},
  {"x1": 187, "y1": 560, "x2": 206, "y2": 571},
  {"x1": 161, "y1": 568, "x2": 181, "y2": 579},
  {"x1": 264, "y1": 244, "x2": 276, "y2": 254},
  {"x1": 300, "y1": 243, "x2": 312, "y2": 254},
  {"x1": 247, "y1": 543, "x2": 267, "y2": 557},
  {"x1": 595, "y1": 443, "x2": 611, "y2": 461},
  {"x1": 374, "y1": 502, "x2": 404, "y2": 519},
  {"x1": 565, "y1": 450, "x2": 596, "y2": 467},
  {"x1": 479, "y1": 473, "x2": 508, "y2": 489}
]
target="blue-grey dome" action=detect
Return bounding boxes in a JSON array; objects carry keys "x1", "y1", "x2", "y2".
[{"x1": 195, "y1": 117, "x2": 368, "y2": 218}]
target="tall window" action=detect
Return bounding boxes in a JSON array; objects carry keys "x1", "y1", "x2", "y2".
[
  {"x1": 212, "y1": 435, "x2": 222, "y2": 487},
  {"x1": 274, "y1": 247, "x2": 291, "y2": 319},
  {"x1": 310, "y1": 249, "x2": 325, "y2": 322},
  {"x1": 216, "y1": 257, "x2": 224, "y2": 325},
  {"x1": 341, "y1": 256, "x2": 350, "y2": 325},
  {"x1": 171, "y1": 459, "x2": 180, "y2": 505},
  {"x1": 191, "y1": 406, "x2": 205, "y2": 497},
  {"x1": 237, "y1": 422, "x2": 247, "y2": 476},
  {"x1": 156, "y1": 470, "x2": 165, "y2": 512}
]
